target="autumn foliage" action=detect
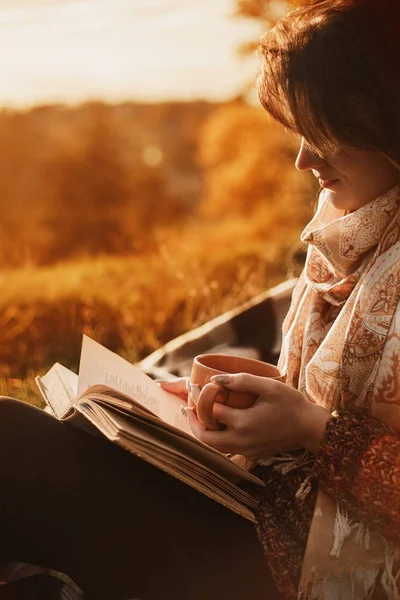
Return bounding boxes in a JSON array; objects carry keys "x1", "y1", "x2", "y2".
[{"x1": 0, "y1": 93, "x2": 315, "y2": 403}]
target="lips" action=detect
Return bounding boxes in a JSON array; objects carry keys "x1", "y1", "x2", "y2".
[{"x1": 319, "y1": 178, "x2": 340, "y2": 189}]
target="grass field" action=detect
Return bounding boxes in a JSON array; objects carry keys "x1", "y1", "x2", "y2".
[{"x1": 1, "y1": 213, "x2": 305, "y2": 407}]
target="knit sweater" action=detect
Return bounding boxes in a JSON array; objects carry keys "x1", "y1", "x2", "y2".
[{"x1": 250, "y1": 411, "x2": 400, "y2": 599}]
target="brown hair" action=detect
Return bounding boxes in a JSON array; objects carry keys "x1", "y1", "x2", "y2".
[{"x1": 257, "y1": 0, "x2": 400, "y2": 165}]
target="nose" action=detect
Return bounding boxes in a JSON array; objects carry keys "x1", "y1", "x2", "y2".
[{"x1": 295, "y1": 138, "x2": 324, "y2": 172}]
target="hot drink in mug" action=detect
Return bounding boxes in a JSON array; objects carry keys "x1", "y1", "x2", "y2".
[{"x1": 189, "y1": 354, "x2": 285, "y2": 431}]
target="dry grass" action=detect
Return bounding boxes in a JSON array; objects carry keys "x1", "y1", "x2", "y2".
[{"x1": 1, "y1": 214, "x2": 303, "y2": 406}]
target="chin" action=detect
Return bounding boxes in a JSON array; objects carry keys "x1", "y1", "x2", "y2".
[{"x1": 323, "y1": 189, "x2": 360, "y2": 213}]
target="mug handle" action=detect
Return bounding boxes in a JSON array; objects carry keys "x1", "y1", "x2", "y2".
[{"x1": 196, "y1": 382, "x2": 228, "y2": 431}]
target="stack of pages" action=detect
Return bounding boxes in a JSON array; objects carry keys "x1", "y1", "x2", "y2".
[{"x1": 36, "y1": 336, "x2": 263, "y2": 522}]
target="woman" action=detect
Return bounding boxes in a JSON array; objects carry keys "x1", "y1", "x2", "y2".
[{"x1": 1, "y1": 0, "x2": 400, "y2": 598}]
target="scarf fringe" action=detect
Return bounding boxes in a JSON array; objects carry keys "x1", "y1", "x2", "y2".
[
  {"x1": 295, "y1": 475, "x2": 313, "y2": 501},
  {"x1": 259, "y1": 451, "x2": 315, "y2": 502},
  {"x1": 381, "y1": 542, "x2": 400, "y2": 600},
  {"x1": 300, "y1": 508, "x2": 400, "y2": 598},
  {"x1": 299, "y1": 570, "x2": 381, "y2": 600},
  {"x1": 330, "y1": 504, "x2": 374, "y2": 558},
  {"x1": 258, "y1": 449, "x2": 313, "y2": 475},
  {"x1": 354, "y1": 521, "x2": 370, "y2": 551},
  {"x1": 330, "y1": 503, "x2": 353, "y2": 558}
]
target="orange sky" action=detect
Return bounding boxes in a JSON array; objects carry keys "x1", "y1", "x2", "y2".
[{"x1": 0, "y1": 0, "x2": 264, "y2": 107}]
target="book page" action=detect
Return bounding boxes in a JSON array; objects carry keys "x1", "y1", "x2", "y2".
[
  {"x1": 78, "y1": 335, "x2": 190, "y2": 434},
  {"x1": 35, "y1": 363, "x2": 78, "y2": 418}
]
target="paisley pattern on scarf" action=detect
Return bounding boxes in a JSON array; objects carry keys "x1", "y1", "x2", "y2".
[{"x1": 277, "y1": 184, "x2": 400, "y2": 598}]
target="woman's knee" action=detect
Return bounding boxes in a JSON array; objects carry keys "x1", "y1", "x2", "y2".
[
  {"x1": 0, "y1": 396, "x2": 45, "y2": 427},
  {"x1": 0, "y1": 396, "x2": 32, "y2": 427},
  {"x1": 0, "y1": 396, "x2": 61, "y2": 457},
  {"x1": 0, "y1": 395, "x2": 22, "y2": 405}
]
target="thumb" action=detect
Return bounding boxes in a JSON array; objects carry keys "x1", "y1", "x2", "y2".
[{"x1": 210, "y1": 372, "x2": 274, "y2": 396}]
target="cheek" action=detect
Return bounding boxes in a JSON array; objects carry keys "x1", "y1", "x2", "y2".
[
  {"x1": 338, "y1": 151, "x2": 400, "y2": 197},
  {"x1": 331, "y1": 158, "x2": 399, "y2": 207}
]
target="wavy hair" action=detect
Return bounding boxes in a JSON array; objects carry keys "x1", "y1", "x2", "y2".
[{"x1": 257, "y1": 0, "x2": 400, "y2": 166}]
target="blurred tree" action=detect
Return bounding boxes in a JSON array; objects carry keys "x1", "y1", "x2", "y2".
[
  {"x1": 45, "y1": 103, "x2": 133, "y2": 262},
  {"x1": 197, "y1": 99, "x2": 314, "y2": 224},
  {"x1": 0, "y1": 101, "x2": 216, "y2": 266},
  {"x1": 0, "y1": 108, "x2": 62, "y2": 266},
  {"x1": 235, "y1": 0, "x2": 307, "y2": 23},
  {"x1": 197, "y1": 1, "x2": 317, "y2": 254},
  {"x1": 235, "y1": 0, "x2": 308, "y2": 55}
]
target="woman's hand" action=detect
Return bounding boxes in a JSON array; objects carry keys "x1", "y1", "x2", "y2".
[
  {"x1": 184, "y1": 373, "x2": 330, "y2": 459},
  {"x1": 156, "y1": 377, "x2": 192, "y2": 404}
]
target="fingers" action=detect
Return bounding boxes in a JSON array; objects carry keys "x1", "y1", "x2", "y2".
[
  {"x1": 212, "y1": 402, "x2": 240, "y2": 428},
  {"x1": 210, "y1": 372, "x2": 280, "y2": 396},
  {"x1": 156, "y1": 378, "x2": 203, "y2": 405},
  {"x1": 156, "y1": 377, "x2": 189, "y2": 401},
  {"x1": 183, "y1": 407, "x2": 239, "y2": 454},
  {"x1": 187, "y1": 383, "x2": 200, "y2": 405},
  {"x1": 184, "y1": 406, "x2": 205, "y2": 438}
]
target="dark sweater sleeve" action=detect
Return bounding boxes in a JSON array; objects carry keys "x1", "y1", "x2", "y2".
[{"x1": 314, "y1": 410, "x2": 400, "y2": 543}]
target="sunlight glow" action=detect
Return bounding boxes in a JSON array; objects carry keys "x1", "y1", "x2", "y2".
[{"x1": 0, "y1": 0, "x2": 261, "y2": 107}]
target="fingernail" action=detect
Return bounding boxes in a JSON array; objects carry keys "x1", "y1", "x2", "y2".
[
  {"x1": 186, "y1": 379, "x2": 191, "y2": 392},
  {"x1": 210, "y1": 374, "x2": 232, "y2": 385},
  {"x1": 181, "y1": 405, "x2": 187, "y2": 419},
  {"x1": 188, "y1": 383, "x2": 200, "y2": 405},
  {"x1": 154, "y1": 378, "x2": 173, "y2": 384}
]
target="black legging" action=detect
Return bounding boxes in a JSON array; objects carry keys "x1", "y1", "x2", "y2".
[{"x1": 0, "y1": 397, "x2": 281, "y2": 600}]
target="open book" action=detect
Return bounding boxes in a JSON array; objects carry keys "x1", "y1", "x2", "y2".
[{"x1": 36, "y1": 336, "x2": 263, "y2": 522}]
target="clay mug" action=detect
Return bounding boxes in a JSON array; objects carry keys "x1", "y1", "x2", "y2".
[{"x1": 189, "y1": 354, "x2": 284, "y2": 431}]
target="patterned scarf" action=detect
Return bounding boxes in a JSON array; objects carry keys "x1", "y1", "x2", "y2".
[{"x1": 278, "y1": 184, "x2": 400, "y2": 599}]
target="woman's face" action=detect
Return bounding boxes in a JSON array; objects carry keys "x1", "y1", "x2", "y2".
[{"x1": 295, "y1": 138, "x2": 400, "y2": 212}]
